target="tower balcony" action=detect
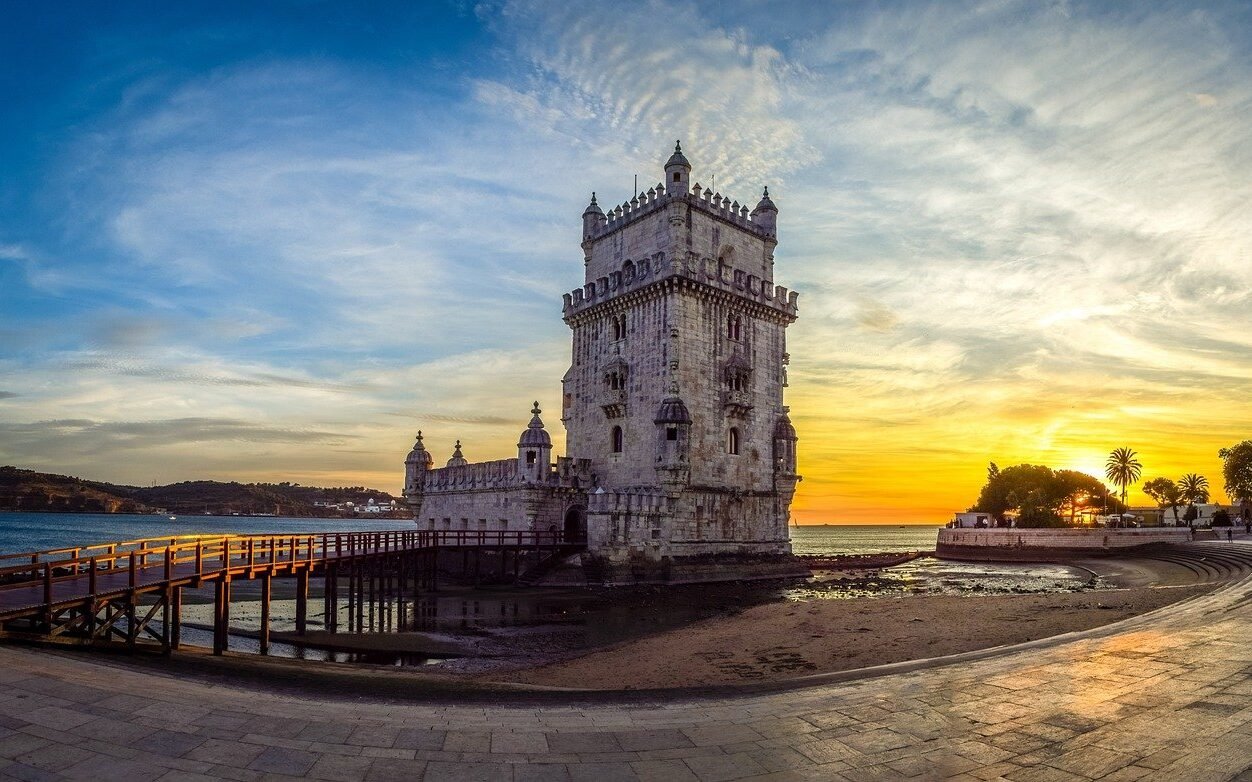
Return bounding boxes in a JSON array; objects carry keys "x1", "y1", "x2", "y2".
[
  {"x1": 601, "y1": 389, "x2": 628, "y2": 419},
  {"x1": 721, "y1": 389, "x2": 753, "y2": 418}
]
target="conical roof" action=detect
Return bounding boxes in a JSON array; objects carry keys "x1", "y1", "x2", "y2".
[
  {"x1": 518, "y1": 401, "x2": 552, "y2": 448},
  {"x1": 753, "y1": 186, "x2": 777, "y2": 214},
  {"x1": 665, "y1": 140, "x2": 691, "y2": 169},
  {"x1": 654, "y1": 396, "x2": 692, "y2": 424},
  {"x1": 406, "y1": 431, "x2": 434, "y2": 467}
]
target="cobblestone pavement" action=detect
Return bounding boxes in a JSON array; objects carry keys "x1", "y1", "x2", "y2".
[{"x1": 0, "y1": 574, "x2": 1249, "y2": 781}]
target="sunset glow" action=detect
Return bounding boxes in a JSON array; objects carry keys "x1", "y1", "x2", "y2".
[{"x1": 2, "y1": 2, "x2": 1250, "y2": 523}]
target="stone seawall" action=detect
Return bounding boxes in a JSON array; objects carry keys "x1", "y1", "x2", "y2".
[{"x1": 937, "y1": 527, "x2": 1192, "y2": 562}]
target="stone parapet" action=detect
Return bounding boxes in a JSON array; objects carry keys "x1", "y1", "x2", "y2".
[
  {"x1": 584, "y1": 184, "x2": 773, "y2": 243},
  {"x1": 937, "y1": 527, "x2": 1193, "y2": 561},
  {"x1": 563, "y1": 265, "x2": 798, "y2": 324}
]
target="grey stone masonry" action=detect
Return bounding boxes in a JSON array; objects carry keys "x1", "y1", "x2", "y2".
[{"x1": 405, "y1": 143, "x2": 801, "y2": 580}]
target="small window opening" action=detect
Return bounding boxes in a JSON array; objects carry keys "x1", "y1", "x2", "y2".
[
  {"x1": 728, "y1": 427, "x2": 741, "y2": 455},
  {"x1": 611, "y1": 426, "x2": 623, "y2": 453},
  {"x1": 526, "y1": 450, "x2": 536, "y2": 465},
  {"x1": 673, "y1": 172, "x2": 681, "y2": 182},
  {"x1": 727, "y1": 314, "x2": 742, "y2": 341},
  {"x1": 666, "y1": 427, "x2": 678, "y2": 441}
]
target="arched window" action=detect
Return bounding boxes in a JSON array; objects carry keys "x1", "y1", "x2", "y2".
[
  {"x1": 727, "y1": 314, "x2": 742, "y2": 341},
  {"x1": 728, "y1": 427, "x2": 740, "y2": 455},
  {"x1": 609, "y1": 314, "x2": 626, "y2": 341},
  {"x1": 525, "y1": 451, "x2": 536, "y2": 466},
  {"x1": 611, "y1": 426, "x2": 623, "y2": 453}
]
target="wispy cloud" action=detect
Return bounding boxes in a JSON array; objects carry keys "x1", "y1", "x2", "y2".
[{"x1": 2, "y1": 1, "x2": 1249, "y2": 518}]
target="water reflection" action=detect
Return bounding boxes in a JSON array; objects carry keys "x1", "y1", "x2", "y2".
[{"x1": 176, "y1": 559, "x2": 1108, "y2": 667}]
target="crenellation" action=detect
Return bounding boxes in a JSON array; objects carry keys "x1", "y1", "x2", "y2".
[{"x1": 563, "y1": 253, "x2": 797, "y2": 320}]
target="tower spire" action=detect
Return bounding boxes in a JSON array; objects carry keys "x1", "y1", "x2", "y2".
[{"x1": 664, "y1": 140, "x2": 692, "y2": 196}]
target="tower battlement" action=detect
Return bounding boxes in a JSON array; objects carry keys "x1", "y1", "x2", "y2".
[
  {"x1": 584, "y1": 181, "x2": 777, "y2": 243},
  {"x1": 562, "y1": 254, "x2": 799, "y2": 321}
]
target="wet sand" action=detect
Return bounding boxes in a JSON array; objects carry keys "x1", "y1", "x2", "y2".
[
  {"x1": 489, "y1": 585, "x2": 1209, "y2": 689},
  {"x1": 166, "y1": 555, "x2": 1218, "y2": 691}
]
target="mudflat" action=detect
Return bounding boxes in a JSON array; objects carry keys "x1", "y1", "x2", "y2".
[{"x1": 488, "y1": 585, "x2": 1208, "y2": 689}]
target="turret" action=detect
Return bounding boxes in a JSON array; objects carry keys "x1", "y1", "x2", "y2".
[
  {"x1": 654, "y1": 395, "x2": 692, "y2": 486},
  {"x1": 517, "y1": 401, "x2": 553, "y2": 481},
  {"x1": 446, "y1": 439, "x2": 467, "y2": 468},
  {"x1": 772, "y1": 411, "x2": 798, "y2": 475},
  {"x1": 403, "y1": 430, "x2": 434, "y2": 515},
  {"x1": 582, "y1": 192, "x2": 605, "y2": 238},
  {"x1": 751, "y1": 186, "x2": 778, "y2": 237},
  {"x1": 664, "y1": 140, "x2": 692, "y2": 197}
]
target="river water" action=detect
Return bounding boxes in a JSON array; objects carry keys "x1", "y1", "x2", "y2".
[{"x1": 0, "y1": 513, "x2": 938, "y2": 557}]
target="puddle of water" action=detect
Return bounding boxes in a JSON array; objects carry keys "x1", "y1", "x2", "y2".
[
  {"x1": 791, "y1": 557, "x2": 1106, "y2": 600},
  {"x1": 166, "y1": 560, "x2": 1109, "y2": 666}
]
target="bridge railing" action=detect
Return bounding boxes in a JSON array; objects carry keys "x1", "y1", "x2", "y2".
[{"x1": 0, "y1": 529, "x2": 569, "y2": 595}]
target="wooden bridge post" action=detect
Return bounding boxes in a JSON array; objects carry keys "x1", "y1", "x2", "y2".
[
  {"x1": 295, "y1": 568, "x2": 309, "y2": 636},
  {"x1": 126, "y1": 552, "x2": 138, "y2": 651},
  {"x1": 418, "y1": 548, "x2": 428, "y2": 603},
  {"x1": 87, "y1": 557, "x2": 98, "y2": 637},
  {"x1": 42, "y1": 562, "x2": 53, "y2": 632},
  {"x1": 324, "y1": 564, "x2": 337, "y2": 634},
  {"x1": 170, "y1": 586, "x2": 182, "y2": 650},
  {"x1": 347, "y1": 562, "x2": 356, "y2": 633},
  {"x1": 259, "y1": 572, "x2": 271, "y2": 655},
  {"x1": 213, "y1": 576, "x2": 231, "y2": 655},
  {"x1": 356, "y1": 560, "x2": 365, "y2": 632},
  {"x1": 367, "y1": 558, "x2": 376, "y2": 632},
  {"x1": 162, "y1": 547, "x2": 173, "y2": 656}
]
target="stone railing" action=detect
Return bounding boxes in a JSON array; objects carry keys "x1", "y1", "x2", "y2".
[
  {"x1": 587, "y1": 488, "x2": 669, "y2": 514},
  {"x1": 585, "y1": 184, "x2": 772, "y2": 242},
  {"x1": 937, "y1": 527, "x2": 1191, "y2": 560},
  {"x1": 563, "y1": 254, "x2": 798, "y2": 319},
  {"x1": 420, "y1": 459, "x2": 526, "y2": 492}
]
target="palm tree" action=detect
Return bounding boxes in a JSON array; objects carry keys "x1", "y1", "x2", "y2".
[
  {"x1": 1179, "y1": 473, "x2": 1210, "y2": 527},
  {"x1": 1105, "y1": 448, "x2": 1143, "y2": 514}
]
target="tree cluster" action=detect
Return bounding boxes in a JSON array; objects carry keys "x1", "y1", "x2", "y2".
[
  {"x1": 969, "y1": 464, "x2": 1118, "y2": 528},
  {"x1": 1142, "y1": 474, "x2": 1209, "y2": 527},
  {"x1": 1219, "y1": 440, "x2": 1252, "y2": 505}
]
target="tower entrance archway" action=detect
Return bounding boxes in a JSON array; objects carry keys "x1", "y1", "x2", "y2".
[{"x1": 563, "y1": 505, "x2": 587, "y2": 544}]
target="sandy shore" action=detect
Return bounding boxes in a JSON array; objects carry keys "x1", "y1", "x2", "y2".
[
  {"x1": 160, "y1": 554, "x2": 1222, "y2": 692},
  {"x1": 487, "y1": 585, "x2": 1209, "y2": 689}
]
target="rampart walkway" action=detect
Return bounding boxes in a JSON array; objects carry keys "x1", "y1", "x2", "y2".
[{"x1": 0, "y1": 551, "x2": 1249, "y2": 780}]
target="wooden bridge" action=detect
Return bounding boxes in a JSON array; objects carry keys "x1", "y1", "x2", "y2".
[{"x1": 0, "y1": 529, "x2": 580, "y2": 655}]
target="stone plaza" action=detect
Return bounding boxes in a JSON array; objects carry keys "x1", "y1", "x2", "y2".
[{"x1": 0, "y1": 550, "x2": 1248, "y2": 780}]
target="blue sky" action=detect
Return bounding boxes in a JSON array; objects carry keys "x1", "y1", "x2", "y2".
[{"x1": 2, "y1": 1, "x2": 1250, "y2": 521}]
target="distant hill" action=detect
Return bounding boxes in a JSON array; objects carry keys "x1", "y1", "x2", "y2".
[{"x1": 0, "y1": 466, "x2": 406, "y2": 518}]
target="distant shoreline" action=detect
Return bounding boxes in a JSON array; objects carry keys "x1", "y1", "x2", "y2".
[{"x1": 0, "y1": 509, "x2": 410, "y2": 521}]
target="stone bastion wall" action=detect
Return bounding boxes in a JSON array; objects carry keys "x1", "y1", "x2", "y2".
[{"x1": 937, "y1": 527, "x2": 1193, "y2": 562}]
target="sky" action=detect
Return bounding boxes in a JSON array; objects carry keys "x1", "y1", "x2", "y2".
[{"x1": 2, "y1": 1, "x2": 1250, "y2": 524}]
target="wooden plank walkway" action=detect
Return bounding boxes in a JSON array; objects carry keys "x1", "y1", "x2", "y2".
[{"x1": 0, "y1": 530, "x2": 576, "y2": 654}]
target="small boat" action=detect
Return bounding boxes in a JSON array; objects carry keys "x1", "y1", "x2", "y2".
[{"x1": 169, "y1": 516, "x2": 177, "y2": 521}]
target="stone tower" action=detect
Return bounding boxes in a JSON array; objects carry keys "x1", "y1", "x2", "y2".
[{"x1": 561, "y1": 142, "x2": 801, "y2": 566}]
